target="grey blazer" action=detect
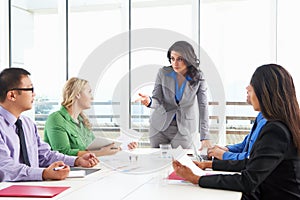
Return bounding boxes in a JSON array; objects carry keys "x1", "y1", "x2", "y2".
[{"x1": 149, "y1": 66, "x2": 209, "y2": 140}]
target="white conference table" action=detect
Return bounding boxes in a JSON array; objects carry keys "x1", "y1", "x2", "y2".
[{"x1": 0, "y1": 149, "x2": 242, "y2": 200}]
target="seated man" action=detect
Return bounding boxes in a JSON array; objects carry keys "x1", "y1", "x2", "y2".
[
  {"x1": 207, "y1": 87, "x2": 267, "y2": 160},
  {"x1": 0, "y1": 67, "x2": 99, "y2": 182}
]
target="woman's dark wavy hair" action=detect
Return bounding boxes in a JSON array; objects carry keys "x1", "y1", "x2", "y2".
[
  {"x1": 250, "y1": 64, "x2": 300, "y2": 153},
  {"x1": 167, "y1": 41, "x2": 202, "y2": 86}
]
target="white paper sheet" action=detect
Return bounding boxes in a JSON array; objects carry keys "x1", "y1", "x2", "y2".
[{"x1": 177, "y1": 154, "x2": 206, "y2": 176}]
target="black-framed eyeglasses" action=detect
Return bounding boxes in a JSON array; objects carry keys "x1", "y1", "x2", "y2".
[{"x1": 6, "y1": 87, "x2": 34, "y2": 93}]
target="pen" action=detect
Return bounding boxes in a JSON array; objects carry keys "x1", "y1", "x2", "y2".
[{"x1": 53, "y1": 165, "x2": 65, "y2": 171}]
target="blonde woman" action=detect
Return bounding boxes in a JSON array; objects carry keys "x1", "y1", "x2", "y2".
[{"x1": 44, "y1": 77, "x2": 137, "y2": 156}]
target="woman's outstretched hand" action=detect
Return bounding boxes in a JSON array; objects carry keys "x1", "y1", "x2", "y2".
[{"x1": 135, "y1": 93, "x2": 150, "y2": 107}]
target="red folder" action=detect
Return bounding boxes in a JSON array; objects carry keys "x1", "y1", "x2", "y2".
[
  {"x1": 168, "y1": 171, "x2": 185, "y2": 180},
  {"x1": 0, "y1": 185, "x2": 70, "y2": 198}
]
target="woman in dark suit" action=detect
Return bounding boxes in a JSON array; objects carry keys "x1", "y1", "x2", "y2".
[
  {"x1": 173, "y1": 64, "x2": 300, "y2": 200},
  {"x1": 136, "y1": 41, "x2": 211, "y2": 149}
]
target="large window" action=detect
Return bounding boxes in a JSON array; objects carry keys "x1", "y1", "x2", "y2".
[
  {"x1": 69, "y1": 1, "x2": 129, "y2": 138},
  {"x1": 130, "y1": 0, "x2": 201, "y2": 144},
  {"x1": 0, "y1": 1, "x2": 9, "y2": 68},
  {"x1": 200, "y1": 0, "x2": 277, "y2": 143},
  {"x1": 277, "y1": 0, "x2": 300, "y2": 101},
  {"x1": 11, "y1": 0, "x2": 65, "y2": 122},
  {"x1": 201, "y1": 0, "x2": 276, "y2": 101}
]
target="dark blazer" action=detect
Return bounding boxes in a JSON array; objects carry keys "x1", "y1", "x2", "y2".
[
  {"x1": 149, "y1": 66, "x2": 209, "y2": 140},
  {"x1": 199, "y1": 121, "x2": 300, "y2": 200}
]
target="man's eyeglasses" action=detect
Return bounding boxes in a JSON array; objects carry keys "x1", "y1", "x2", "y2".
[
  {"x1": 170, "y1": 57, "x2": 185, "y2": 63},
  {"x1": 6, "y1": 87, "x2": 34, "y2": 93}
]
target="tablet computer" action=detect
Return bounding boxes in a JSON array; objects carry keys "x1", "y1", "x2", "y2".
[{"x1": 87, "y1": 136, "x2": 122, "y2": 150}]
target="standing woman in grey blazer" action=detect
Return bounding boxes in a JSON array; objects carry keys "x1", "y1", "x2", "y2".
[{"x1": 136, "y1": 41, "x2": 211, "y2": 149}]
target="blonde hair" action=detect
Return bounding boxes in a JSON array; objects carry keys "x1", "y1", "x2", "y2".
[{"x1": 61, "y1": 77, "x2": 92, "y2": 129}]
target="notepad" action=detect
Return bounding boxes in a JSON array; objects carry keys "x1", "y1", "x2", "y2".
[
  {"x1": 70, "y1": 167, "x2": 101, "y2": 176},
  {"x1": 0, "y1": 185, "x2": 70, "y2": 198},
  {"x1": 68, "y1": 170, "x2": 86, "y2": 178}
]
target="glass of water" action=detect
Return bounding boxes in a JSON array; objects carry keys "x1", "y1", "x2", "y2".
[{"x1": 159, "y1": 144, "x2": 172, "y2": 158}]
